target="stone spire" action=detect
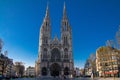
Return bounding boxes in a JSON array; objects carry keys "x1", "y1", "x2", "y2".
[
  {"x1": 63, "y1": 2, "x2": 67, "y2": 19},
  {"x1": 41, "y1": 2, "x2": 50, "y2": 32},
  {"x1": 45, "y1": 2, "x2": 49, "y2": 19}
]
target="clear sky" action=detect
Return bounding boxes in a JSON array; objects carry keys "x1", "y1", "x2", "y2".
[{"x1": 0, "y1": 0, "x2": 120, "y2": 68}]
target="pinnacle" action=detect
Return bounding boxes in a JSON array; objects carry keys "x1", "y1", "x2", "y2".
[
  {"x1": 45, "y1": 2, "x2": 49, "y2": 19},
  {"x1": 63, "y1": 2, "x2": 67, "y2": 20}
]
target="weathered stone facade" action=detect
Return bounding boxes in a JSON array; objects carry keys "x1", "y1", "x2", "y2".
[{"x1": 35, "y1": 3, "x2": 74, "y2": 77}]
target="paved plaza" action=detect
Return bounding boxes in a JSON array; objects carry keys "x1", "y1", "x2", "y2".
[{"x1": 12, "y1": 77, "x2": 120, "y2": 80}]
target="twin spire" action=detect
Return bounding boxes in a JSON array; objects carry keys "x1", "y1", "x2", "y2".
[
  {"x1": 45, "y1": 2, "x2": 49, "y2": 19},
  {"x1": 63, "y1": 2, "x2": 67, "y2": 19},
  {"x1": 44, "y1": 2, "x2": 67, "y2": 20}
]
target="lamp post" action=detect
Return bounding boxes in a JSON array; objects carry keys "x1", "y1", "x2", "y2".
[{"x1": 0, "y1": 55, "x2": 2, "y2": 76}]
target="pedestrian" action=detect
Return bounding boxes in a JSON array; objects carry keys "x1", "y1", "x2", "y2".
[{"x1": 91, "y1": 73, "x2": 93, "y2": 80}]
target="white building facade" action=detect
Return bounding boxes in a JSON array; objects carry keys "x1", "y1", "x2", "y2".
[{"x1": 26, "y1": 66, "x2": 35, "y2": 76}]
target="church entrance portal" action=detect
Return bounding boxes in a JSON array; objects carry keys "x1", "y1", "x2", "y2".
[
  {"x1": 41, "y1": 67, "x2": 47, "y2": 76},
  {"x1": 64, "y1": 67, "x2": 69, "y2": 75},
  {"x1": 50, "y1": 63, "x2": 61, "y2": 77}
]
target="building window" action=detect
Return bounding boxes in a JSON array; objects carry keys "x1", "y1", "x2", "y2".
[
  {"x1": 64, "y1": 48, "x2": 68, "y2": 59},
  {"x1": 43, "y1": 48, "x2": 47, "y2": 59},
  {"x1": 51, "y1": 48, "x2": 61, "y2": 61},
  {"x1": 63, "y1": 36, "x2": 68, "y2": 46},
  {"x1": 44, "y1": 37, "x2": 48, "y2": 44}
]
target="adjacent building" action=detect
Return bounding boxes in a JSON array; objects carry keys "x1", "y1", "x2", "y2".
[
  {"x1": 79, "y1": 68, "x2": 84, "y2": 77},
  {"x1": 84, "y1": 53, "x2": 96, "y2": 77},
  {"x1": 0, "y1": 53, "x2": 14, "y2": 77},
  {"x1": 84, "y1": 59, "x2": 92, "y2": 77},
  {"x1": 5, "y1": 59, "x2": 15, "y2": 77},
  {"x1": 35, "y1": 3, "x2": 74, "y2": 78},
  {"x1": 74, "y1": 67, "x2": 80, "y2": 77},
  {"x1": 26, "y1": 66, "x2": 35, "y2": 76},
  {"x1": 96, "y1": 46, "x2": 120, "y2": 77}
]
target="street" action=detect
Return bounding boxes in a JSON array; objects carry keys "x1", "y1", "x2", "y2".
[{"x1": 12, "y1": 77, "x2": 120, "y2": 80}]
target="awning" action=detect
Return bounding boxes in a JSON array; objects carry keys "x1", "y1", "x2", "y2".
[{"x1": 105, "y1": 71, "x2": 118, "y2": 74}]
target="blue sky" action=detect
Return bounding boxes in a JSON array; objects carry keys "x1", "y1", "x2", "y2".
[{"x1": 0, "y1": 0, "x2": 120, "y2": 68}]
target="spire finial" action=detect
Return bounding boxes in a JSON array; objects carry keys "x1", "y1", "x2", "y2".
[
  {"x1": 63, "y1": 1, "x2": 67, "y2": 19},
  {"x1": 47, "y1": 1, "x2": 49, "y2": 10},
  {"x1": 64, "y1": 1, "x2": 66, "y2": 10},
  {"x1": 45, "y1": 1, "x2": 49, "y2": 18}
]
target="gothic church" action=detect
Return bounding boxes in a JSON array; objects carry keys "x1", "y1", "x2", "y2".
[{"x1": 35, "y1": 3, "x2": 74, "y2": 77}]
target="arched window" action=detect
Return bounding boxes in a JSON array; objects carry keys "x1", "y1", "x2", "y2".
[
  {"x1": 64, "y1": 48, "x2": 68, "y2": 59},
  {"x1": 65, "y1": 37, "x2": 68, "y2": 45},
  {"x1": 45, "y1": 37, "x2": 48, "y2": 44},
  {"x1": 44, "y1": 37, "x2": 48, "y2": 44},
  {"x1": 63, "y1": 36, "x2": 68, "y2": 46},
  {"x1": 64, "y1": 37, "x2": 65, "y2": 45},
  {"x1": 51, "y1": 48, "x2": 61, "y2": 61},
  {"x1": 64, "y1": 26, "x2": 67, "y2": 31},
  {"x1": 46, "y1": 22, "x2": 48, "y2": 31},
  {"x1": 43, "y1": 48, "x2": 47, "y2": 59}
]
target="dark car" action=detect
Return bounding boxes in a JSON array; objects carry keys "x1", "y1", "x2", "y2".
[{"x1": 0, "y1": 75, "x2": 5, "y2": 80}]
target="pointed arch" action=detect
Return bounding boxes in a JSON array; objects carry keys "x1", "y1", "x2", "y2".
[
  {"x1": 43, "y1": 37, "x2": 48, "y2": 44},
  {"x1": 45, "y1": 22, "x2": 48, "y2": 31},
  {"x1": 50, "y1": 63, "x2": 61, "y2": 76},
  {"x1": 64, "y1": 48, "x2": 68, "y2": 59},
  {"x1": 64, "y1": 36, "x2": 66, "y2": 45},
  {"x1": 63, "y1": 36, "x2": 68, "y2": 46},
  {"x1": 64, "y1": 25, "x2": 67, "y2": 31},
  {"x1": 41, "y1": 67, "x2": 47, "y2": 76},
  {"x1": 51, "y1": 48, "x2": 61, "y2": 62},
  {"x1": 43, "y1": 48, "x2": 47, "y2": 59},
  {"x1": 64, "y1": 67, "x2": 69, "y2": 75},
  {"x1": 65, "y1": 36, "x2": 68, "y2": 45}
]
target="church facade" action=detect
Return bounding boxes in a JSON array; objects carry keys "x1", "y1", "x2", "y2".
[{"x1": 35, "y1": 3, "x2": 74, "y2": 77}]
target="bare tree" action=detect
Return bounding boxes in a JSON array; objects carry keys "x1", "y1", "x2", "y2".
[
  {"x1": 14, "y1": 62, "x2": 25, "y2": 77},
  {"x1": 88, "y1": 53, "x2": 96, "y2": 77},
  {"x1": 0, "y1": 52, "x2": 10, "y2": 76},
  {"x1": 0, "y1": 38, "x2": 8, "y2": 77},
  {"x1": 0, "y1": 38, "x2": 13, "y2": 78},
  {"x1": 0, "y1": 38, "x2": 3, "y2": 53}
]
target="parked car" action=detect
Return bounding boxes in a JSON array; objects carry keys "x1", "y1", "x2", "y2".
[{"x1": 0, "y1": 75, "x2": 5, "y2": 79}]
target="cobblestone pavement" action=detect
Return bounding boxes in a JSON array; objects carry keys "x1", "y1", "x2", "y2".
[
  {"x1": 13, "y1": 77, "x2": 120, "y2": 80},
  {"x1": 77, "y1": 77, "x2": 120, "y2": 80}
]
